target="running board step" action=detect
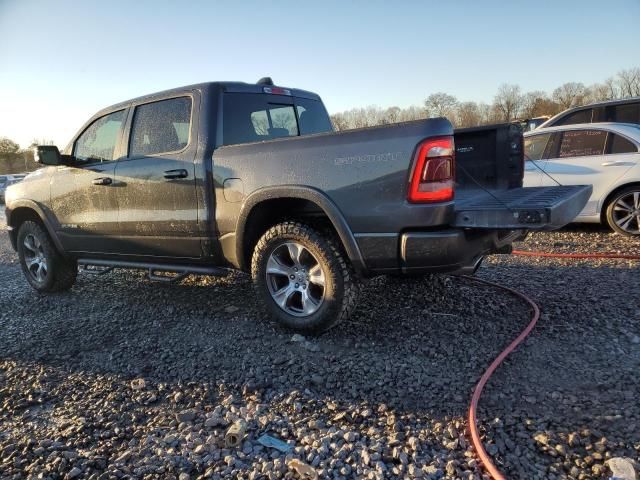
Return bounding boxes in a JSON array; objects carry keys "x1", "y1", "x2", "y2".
[{"x1": 77, "y1": 259, "x2": 229, "y2": 282}]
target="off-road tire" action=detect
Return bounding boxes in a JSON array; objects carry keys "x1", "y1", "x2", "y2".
[
  {"x1": 251, "y1": 221, "x2": 358, "y2": 334},
  {"x1": 17, "y1": 221, "x2": 77, "y2": 292}
]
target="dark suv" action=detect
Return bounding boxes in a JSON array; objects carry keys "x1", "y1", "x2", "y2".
[
  {"x1": 4, "y1": 79, "x2": 590, "y2": 332},
  {"x1": 539, "y1": 97, "x2": 640, "y2": 129}
]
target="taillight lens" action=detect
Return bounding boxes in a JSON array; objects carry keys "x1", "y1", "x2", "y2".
[{"x1": 408, "y1": 136, "x2": 455, "y2": 203}]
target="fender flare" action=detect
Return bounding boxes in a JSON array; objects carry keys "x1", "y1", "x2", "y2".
[
  {"x1": 235, "y1": 185, "x2": 367, "y2": 275},
  {"x1": 6, "y1": 199, "x2": 66, "y2": 254}
]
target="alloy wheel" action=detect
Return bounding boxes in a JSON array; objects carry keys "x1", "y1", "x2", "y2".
[
  {"x1": 265, "y1": 241, "x2": 326, "y2": 317},
  {"x1": 23, "y1": 233, "x2": 48, "y2": 282},
  {"x1": 612, "y1": 191, "x2": 640, "y2": 235}
]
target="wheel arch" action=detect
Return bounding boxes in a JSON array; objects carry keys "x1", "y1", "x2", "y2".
[
  {"x1": 6, "y1": 200, "x2": 65, "y2": 254},
  {"x1": 235, "y1": 186, "x2": 366, "y2": 275}
]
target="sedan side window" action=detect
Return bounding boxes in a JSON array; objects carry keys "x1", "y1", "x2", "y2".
[
  {"x1": 607, "y1": 133, "x2": 638, "y2": 154},
  {"x1": 129, "y1": 97, "x2": 192, "y2": 157},
  {"x1": 74, "y1": 110, "x2": 125, "y2": 163},
  {"x1": 524, "y1": 134, "x2": 551, "y2": 161},
  {"x1": 551, "y1": 130, "x2": 607, "y2": 159}
]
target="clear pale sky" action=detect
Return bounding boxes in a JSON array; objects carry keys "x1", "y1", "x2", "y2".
[{"x1": 1, "y1": 0, "x2": 639, "y2": 148}]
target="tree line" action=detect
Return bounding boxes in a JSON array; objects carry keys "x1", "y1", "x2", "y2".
[
  {"x1": 0, "y1": 138, "x2": 53, "y2": 175},
  {"x1": 330, "y1": 67, "x2": 640, "y2": 131}
]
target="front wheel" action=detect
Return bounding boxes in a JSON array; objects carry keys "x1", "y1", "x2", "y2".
[
  {"x1": 605, "y1": 187, "x2": 640, "y2": 237},
  {"x1": 251, "y1": 221, "x2": 358, "y2": 334},
  {"x1": 17, "y1": 221, "x2": 77, "y2": 292}
]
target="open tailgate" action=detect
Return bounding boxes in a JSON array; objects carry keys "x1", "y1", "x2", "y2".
[{"x1": 453, "y1": 185, "x2": 592, "y2": 230}]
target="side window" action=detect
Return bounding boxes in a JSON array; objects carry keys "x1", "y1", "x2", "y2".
[
  {"x1": 607, "y1": 133, "x2": 638, "y2": 154},
  {"x1": 524, "y1": 133, "x2": 551, "y2": 161},
  {"x1": 129, "y1": 97, "x2": 192, "y2": 157},
  {"x1": 554, "y1": 108, "x2": 593, "y2": 126},
  {"x1": 74, "y1": 110, "x2": 125, "y2": 163},
  {"x1": 553, "y1": 130, "x2": 607, "y2": 159},
  {"x1": 295, "y1": 97, "x2": 333, "y2": 135},
  {"x1": 223, "y1": 93, "x2": 299, "y2": 145},
  {"x1": 613, "y1": 104, "x2": 640, "y2": 124}
]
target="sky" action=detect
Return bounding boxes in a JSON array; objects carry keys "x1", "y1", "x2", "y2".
[{"x1": 1, "y1": 0, "x2": 639, "y2": 148}]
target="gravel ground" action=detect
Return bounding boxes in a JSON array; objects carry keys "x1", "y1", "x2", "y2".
[{"x1": 0, "y1": 215, "x2": 638, "y2": 480}]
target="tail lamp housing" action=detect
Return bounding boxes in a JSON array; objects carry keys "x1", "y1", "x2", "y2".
[{"x1": 408, "y1": 136, "x2": 455, "y2": 203}]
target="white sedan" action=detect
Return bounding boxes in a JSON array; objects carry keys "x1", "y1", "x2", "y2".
[{"x1": 524, "y1": 123, "x2": 640, "y2": 236}]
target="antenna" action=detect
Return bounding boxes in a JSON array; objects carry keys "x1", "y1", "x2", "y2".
[{"x1": 257, "y1": 77, "x2": 274, "y2": 86}]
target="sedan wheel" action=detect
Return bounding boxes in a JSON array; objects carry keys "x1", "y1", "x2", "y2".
[{"x1": 606, "y1": 187, "x2": 640, "y2": 237}]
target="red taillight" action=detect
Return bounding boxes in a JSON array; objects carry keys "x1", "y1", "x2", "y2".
[{"x1": 408, "y1": 136, "x2": 455, "y2": 203}]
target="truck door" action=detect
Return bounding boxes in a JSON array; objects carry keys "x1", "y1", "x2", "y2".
[
  {"x1": 50, "y1": 109, "x2": 126, "y2": 253},
  {"x1": 114, "y1": 94, "x2": 201, "y2": 258}
]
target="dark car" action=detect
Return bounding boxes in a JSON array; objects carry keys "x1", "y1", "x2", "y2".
[
  {"x1": 538, "y1": 97, "x2": 640, "y2": 129},
  {"x1": 4, "y1": 78, "x2": 590, "y2": 333}
]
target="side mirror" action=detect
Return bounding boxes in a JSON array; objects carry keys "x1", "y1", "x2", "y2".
[{"x1": 33, "y1": 145, "x2": 62, "y2": 165}]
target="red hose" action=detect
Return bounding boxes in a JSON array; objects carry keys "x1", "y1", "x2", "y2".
[
  {"x1": 464, "y1": 276, "x2": 540, "y2": 480},
  {"x1": 467, "y1": 250, "x2": 639, "y2": 479}
]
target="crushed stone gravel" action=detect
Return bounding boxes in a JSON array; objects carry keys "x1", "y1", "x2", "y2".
[{"x1": 0, "y1": 218, "x2": 638, "y2": 479}]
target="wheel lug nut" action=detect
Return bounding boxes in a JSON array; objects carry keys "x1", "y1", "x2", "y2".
[
  {"x1": 290, "y1": 274, "x2": 295, "y2": 279},
  {"x1": 295, "y1": 283, "x2": 299, "y2": 288}
]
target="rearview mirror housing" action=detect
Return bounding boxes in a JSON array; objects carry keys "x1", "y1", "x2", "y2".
[{"x1": 33, "y1": 145, "x2": 62, "y2": 165}]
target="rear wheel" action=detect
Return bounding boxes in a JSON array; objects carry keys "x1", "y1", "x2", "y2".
[
  {"x1": 17, "y1": 221, "x2": 77, "y2": 292},
  {"x1": 251, "y1": 221, "x2": 358, "y2": 334},
  {"x1": 605, "y1": 187, "x2": 640, "y2": 237}
]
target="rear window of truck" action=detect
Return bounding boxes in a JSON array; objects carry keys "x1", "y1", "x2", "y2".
[{"x1": 223, "y1": 93, "x2": 332, "y2": 145}]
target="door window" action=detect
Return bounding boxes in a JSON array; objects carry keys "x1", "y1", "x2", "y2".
[
  {"x1": 549, "y1": 129, "x2": 607, "y2": 159},
  {"x1": 554, "y1": 108, "x2": 593, "y2": 126},
  {"x1": 524, "y1": 133, "x2": 552, "y2": 161},
  {"x1": 607, "y1": 133, "x2": 638, "y2": 154},
  {"x1": 129, "y1": 97, "x2": 192, "y2": 157},
  {"x1": 612, "y1": 104, "x2": 640, "y2": 124},
  {"x1": 74, "y1": 110, "x2": 125, "y2": 163}
]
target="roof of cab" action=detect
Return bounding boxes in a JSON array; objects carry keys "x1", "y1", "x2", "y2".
[{"x1": 99, "y1": 81, "x2": 323, "y2": 115}]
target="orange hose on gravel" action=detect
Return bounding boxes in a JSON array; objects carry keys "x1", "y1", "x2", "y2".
[
  {"x1": 512, "y1": 250, "x2": 640, "y2": 260},
  {"x1": 466, "y1": 251, "x2": 639, "y2": 479},
  {"x1": 464, "y1": 275, "x2": 540, "y2": 480}
]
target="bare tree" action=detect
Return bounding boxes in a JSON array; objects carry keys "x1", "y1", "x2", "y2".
[
  {"x1": 493, "y1": 84, "x2": 523, "y2": 121},
  {"x1": 616, "y1": 68, "x2": 640, "y2": 98},
  {"x1": 381, "y1": 106, "x2": 402, "y2": 124},
  {"x1": 585, "y1": 83, "x2": 612, "y2": 103},
  {"x1": 454, "y1": 101, "x2": 482, "y2": 128},
  {"x1": 552, "y1": 82, "x2": 587, "y2": 109},
  {"x1": 0, "y1": 137, "x2": 20, "y2": 154},
  {"x1": 604, "y1": 77, "x2": 620, "y2": 99},
  {"x1": 424, "y1": 92, "x2": 457, "y2": 119}
]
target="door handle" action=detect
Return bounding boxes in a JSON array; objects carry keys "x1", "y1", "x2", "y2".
[
  {"x1": 601, "y1": 161, "x2": 624, "y2": 166},
  {"x1": 92, "y1": 177, "x2": 113, "y2": 186},
  {"x1": 164, "y1": 169, "x2": 188, "y2": 179}
]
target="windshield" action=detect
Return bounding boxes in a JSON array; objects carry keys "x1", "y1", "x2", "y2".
[{"x1": 223, "y1": 93, "x2": 333, "y2": 146}]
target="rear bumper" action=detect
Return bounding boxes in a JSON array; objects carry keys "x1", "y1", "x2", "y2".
[
  {"x1": 400, "y1": 228, "x2": 521, "y2": 274},
  {"x1": 356, "y1": 228, "x2": 522, "y2": 276}
]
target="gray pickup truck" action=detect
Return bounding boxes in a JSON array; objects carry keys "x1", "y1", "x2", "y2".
[{"x1": 5, "y1": 78, "x2": 590, "y2": 332}]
